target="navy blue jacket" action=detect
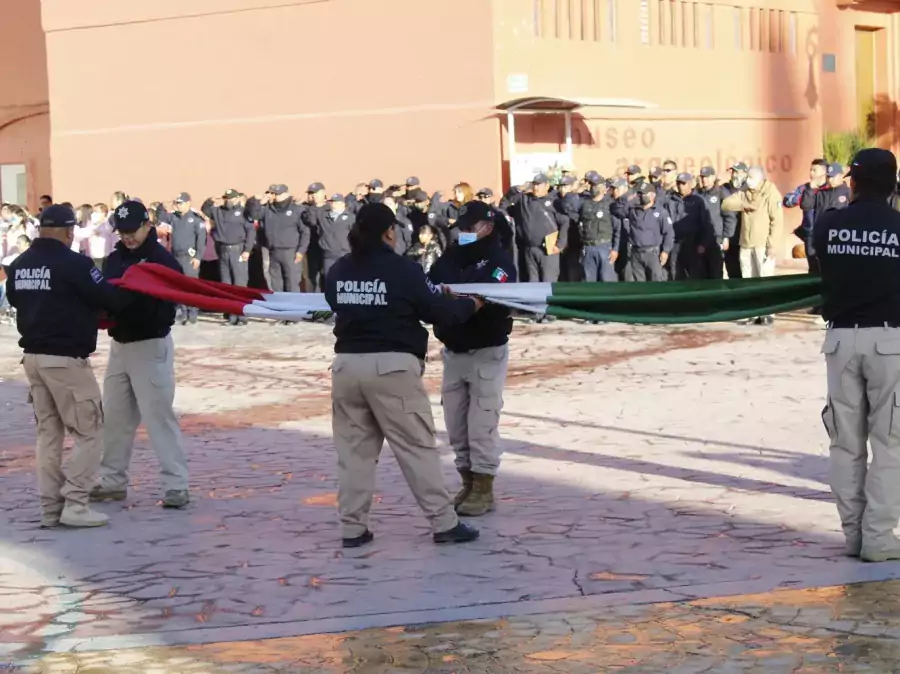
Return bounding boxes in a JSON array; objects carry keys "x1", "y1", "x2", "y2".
[
  {"x1": 325, "y1": 245, "x2": 477, "y2": 360},
  {"x1": 202, "y1": 199, "x2": 256, "y2": 252},
  {"x1": 428, "y1": 236, "x2": 517, "y2": 353},
  {"x1": 104, "y1": 228, "x2": 183, "y2": 344},
  {"x1": 626, "y1": 204, "x2": 675, "y2": 252},
  {"x1": 6, "y1": 238, "x2": 133, "y2": 359},
  {"x1": 158, "y1": 207, "x2": 207, "y2": 259},
  {"x1": 319, "y1": 210, "x2": 354, "y2": 258},
  {"x1": 667, "y1": 192, "x2": 715, "y2": 245},
  {"x1": 504, "y1": 191, "x2": 569, "y2": 249},
  {"x1": 247, "y1": 198, "x2": 309, "y2": 254}
]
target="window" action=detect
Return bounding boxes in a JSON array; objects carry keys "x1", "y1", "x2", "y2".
[
  {"x1": 0, "y1": 165, "x2": 26, "y2": 207},
  {"x1": 788, "y1": 12, "x2": 797, "y2": 54},
  {"x1": 607, "y1": 0, "x2": 617, "y2": 42}
]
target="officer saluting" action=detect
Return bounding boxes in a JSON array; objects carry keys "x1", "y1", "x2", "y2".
[
  {"x1": 6, "y1": 205, "x2": 133, "y2": 528},
  {"x1": 202, "y1": 189, "x2": 255, "y2": 325},
  {"x1": 815, "y1": 148, "x2": 900, "y2": 562},
  {"x1": 324, "y1": 203, "x2": 485, "y2": 548},
  {"x1": 158, "y1": 192, "x2": 207, "y2": 325}
]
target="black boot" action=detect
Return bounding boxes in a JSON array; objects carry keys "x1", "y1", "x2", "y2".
[{"x1": 433, "y1": 521, "x2": 480, "y2": 544}]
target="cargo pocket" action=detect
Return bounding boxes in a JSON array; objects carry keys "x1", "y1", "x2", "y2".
[
  {"x1": 400, "y1": 395, "x2": 437, "y2": 447},
  {"x1": 72, "y1": 391, "x2": 103, "y2": 435},
  {"x1": 875, "y1": 340, "x2": 900, "y2": 356},
  {"x1": 820, "y1": 335, "x2": 840, "y2": 356},
  {"x1": 377, "y1": 353, "x2": 415, "y2": 377},
  {"x1": 891, "y1": 392, "x2": 900, "y2": 444},
  {"x1": 821, "y1": 398, "x2": 837, "y2": 442}
]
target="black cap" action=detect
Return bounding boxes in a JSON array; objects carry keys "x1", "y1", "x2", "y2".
[
  {"x1": 368, "y1": 179, "x2": 383, "y2": 190},
  {"x1": 586, "y1": 173, "x2": 605, "y2": 186},
  {"x1": 533, "y1": 173, "x2": 550, "y2": 185},
  {"x1": 559, "y1": 175, "x2": 577, "y2": 186},
  {"x1": 267, "y1": 184, "x2": 288, "y2": 196},
  {"x1": 39, "y1": 204, "x2": 77, "y2": 228},
  {"x1": 356, "y1": 203, "x2": 394, "y2": 237},
  {"x1": 847, "y1": 148, "x2": 898, "y2": 183},
  {"x1": 174, "y1": 192, "x2": 191, "y2": 203},
  {"x1": 649, "y1": 167, "x2": 663, "y2": 179},
  {"x1": 455, "y1": 201, "x2": 495, "y2": 231},
  {"x1": 223, "y1": 188, "x2": 241, "y2": 199},
  {"x1": 405, "y1": 176, "x2": 420, "y2": 187},
  {"x1": 407, "y1": 188, "x2": 429, "y2": 203},
  {"x1": 307, "y1": 182, "x2": 325, "y2": 193},
  {"x1": 329, "y1": 193, "x2": 344, "y2": 202},
  {"x1": 611, "y1": 178, "x2": 628, "y2": 189},
  {"x1": 626, "y1": 164, "x2": 642, "y2": 175},
  {"x1": 699, "y1": 166, "x2": 716, "y2": 177},
  {"x1": 112, "y1": 201, "x2": 150, "y2": 233},
  {"x1": 676, "y1": 172, "x2": 694, "y2": 184},
  {"x1": 826, "y1": 162, "x2": 844, "y2": 178},
  {"x1": 730, "y1": 162, "x2": 749, "y2": 172},
  {"x1": 636, "y1": 182, "x2": 654, "y2": 194}
]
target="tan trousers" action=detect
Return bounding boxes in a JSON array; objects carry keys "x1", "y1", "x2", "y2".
[
  {"x1": 822, "y1": 327, "x2": 900, "y2": 554},
  {"x1": 441, "y1": 345, "x2": 508, "y2": 476},
  {"x1": 331, "y1": 352, "x2": 458, "y2": 539},
  {"x1": 98, "y1": 335, "x2": 189, "y2": 492},
  {"x1": 22, "y1": 354, "x2": 104, "y2": 516},
  {"x1": 739, "y1": 246, "x2": 774, "y2": 279}
]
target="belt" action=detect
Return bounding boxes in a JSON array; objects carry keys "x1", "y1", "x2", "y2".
[
  {"x1": 828, "y1": 320, "x2": 900, "y2": 329},
  {"x1": 216, "y1": 243, "x2": 243, "y2": 248},
  {"x1": 583, "y1": 240, "x2": 611, "y2": 247}
]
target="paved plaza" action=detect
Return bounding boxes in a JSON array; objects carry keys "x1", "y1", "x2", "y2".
[{"x1": 3, "y1": 314, "x2": 900, "y2": 672}]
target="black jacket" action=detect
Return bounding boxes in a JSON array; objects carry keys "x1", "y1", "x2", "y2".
[
  {"x1": 579, "y1": 196, "x2": 617, "y2": 248},
  {"x1": 104, "y1": 229, "x2": 183, "y2": 344},
  {"x1": 319, "y1": 209, "x2": 354, "y2": 258},
  {"x1": 247, "y1": 198, "x2": 309, "y2": 254},
  {"x1": 696, "y1": 186, "x2": 727, "y2": 242},
  {"x1": 428, "y1": 236, "x2": 516, "y2": 353},
  {"x1": 159, "y1": 208, "x2": 207, "y2": 259},
  {"x1": 393, "y1": 215, "x2": 414, "y2": 255},
  {"x1": 667, "y1": 192, "x2": 715, "y2": 245},
  {"x1": 325, "y1": 245, "x2": 477, "y2": 360},
  {"x1": 6, "y1": 238, "x2": 133, "y2": 359},
  {"x1": 202, "y1": 199, "x2": 256, "y2": 252},
  {"x1": 815, "y1": 197, "x2": 900, "y2": 325},
  {"x1": 406, "y1": 239, "x2": 443, "y2": 274},
  {"x1": 626, "y1": 204, "x2": 675, "y2": 252},
  {"x1": 504, "y1": 190, "x2": 569, "y2": 249},
  {"x1": 721, "y1": 184, "x2": 743, "y2": 240}
]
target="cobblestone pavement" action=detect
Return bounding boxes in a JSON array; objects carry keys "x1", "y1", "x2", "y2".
[{"x1": 3, "y1": 314, "x2": 900, "y2": 671}]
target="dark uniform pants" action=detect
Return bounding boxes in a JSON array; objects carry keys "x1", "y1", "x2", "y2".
[
  {"x1": 668, "y1": 240, "x2": 704, "y2": 281},
  {"x1": 323, "y1": 254, "x2": 342, "y2": 280},
  {"x1": 581, "y1": 243, "x2": 617, "y2": 282},
  {"x1": 704, "y1": 243, "x2": 725, "y2": 280},
  {"x1": 268, "y1": 248, "x2": 300, "y2": 293},
  {"x1": 216, "y1": 243, "x2": 249, "y2": 287},
  {"x1": 627, "y1": 246, "x2": 664, "y2": 282},
  {"x1": 331, "y1": 353, "x2": 459, "y2": 539},
  {"x1": 305, "y1": 248, "x2": 324, "y2": 293},
  {"x1": 175, "y1": 254, "x2": 200, "y2": 320},
  {"x1": 522, "y1": 246, "x2": 560, "y2": 282},
  {"x1": 724, "y1": 235, "x2": 742, "y2": 279}
]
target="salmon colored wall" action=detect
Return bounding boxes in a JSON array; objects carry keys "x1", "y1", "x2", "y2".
[
  {"x1": 0, "y1": 0, "x2": 50, "y2": 209},
  {"x1": 42, "y1": 0, "x2": 501, "y2": 205}
]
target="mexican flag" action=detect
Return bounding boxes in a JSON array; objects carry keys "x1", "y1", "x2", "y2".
[{"x1": 114, "y1": 263, "x2": 822, "y2": 325}]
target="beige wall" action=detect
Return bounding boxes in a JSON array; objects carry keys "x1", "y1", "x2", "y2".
[
  {"x1": 0, "y1": 0, "x2": 50, "y2": 209},
  {"x1": 43, "y1": 0, "x2": 501, "y2": 204}
]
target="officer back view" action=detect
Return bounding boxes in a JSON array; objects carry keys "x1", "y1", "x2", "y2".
[
  {"x1": 324, "y1": 203, "x2": 485, "y2": 548},
  {"x1": 816, "y1": 148, "x2": 900, "y2": 562},
  {"x1": 91, "y1": 202, "x2": 191, "y2": 510},
  {"x1": 6, "y1": 205, "x2": 133, "y2": 528}
]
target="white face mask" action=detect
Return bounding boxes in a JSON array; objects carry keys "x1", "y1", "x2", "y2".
[
  {"x1": 10, "y1": 215, "x2": 21, "y2": 226},
  {"x1": 90, "y1": 212, "x2": 103, "y2": 224}
]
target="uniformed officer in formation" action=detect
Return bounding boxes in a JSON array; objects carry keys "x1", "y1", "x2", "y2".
[
  {"x1": 6, "y1": 205, "x2": 134, "y2": 528},
  {"x1": 815, "y1": 148, "x2": 900, "y2": 562},
  {"x1": 246, "y1": 184, "x2": 309, "y2": 297},
  {"x1": 320, "y1": 194, "x2": 354, "y2": 277},
  {"x1": 504, "y1": 174, "x2": 568, "y2": 282},
  {"x1": 578, "y1": 173, "x2": 618, "y2": 282},
  {"x1": 90, "y1": 201, "x2": 191, "y2": 510},
  {"x1": 696, "y1": 166, "x2": 727, "y2": 279},
  {"x1": 722, "y1": 162, "x2": 749, "y2": 279},
  {"x1": 203, "y1": 189, "x2": 255, "y2": 325},
  {"x1": 427, "y1": 201, "x2": 516, "y2": 517},
  {"x1": 622, "y1": 182, "x2": 674, "y2": 281},
  {"x1": 324, "y1": 203, "x2": 484, "y2": 548},
  {"x1": 666, "y1": 173, "x2": 715, "y2": 280},
  {"x1": 158, "y1": 192, "x2": 206, "y2": 325},
  {"x1": 302, "y1": 182, "x2": 330, "y2": 292}
]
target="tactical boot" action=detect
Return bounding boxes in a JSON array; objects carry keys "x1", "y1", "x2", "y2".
[
  {"x1": 456, "y1": 473, "x2": 495, "y2": 517},
  {"x1": 861, "y1": 541, "x2": 900, "y2": 563},
  {"x1": 60, "y1": 504, "x2": 109, "y2": 528},
  {"x1": 90, "y1": 486, "x2": 127, "y2": 502},
  {"x1": 433, "y1": 521, "x2": 480, "y2": 544},
  {"x1": 163, "y1": 490, "x2": 190, "y2": 509},
  {"x1": 40, "y1": 510, "x2": 63, "y2": 529},
  {"x1": 454, "y1": 469, "x2": 474, "y2": 509}
]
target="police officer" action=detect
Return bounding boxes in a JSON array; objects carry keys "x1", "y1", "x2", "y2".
[
  {"x1": 158, "y1": 192, "x2": 207, "y2": 325},
  {"x1": 696, "y1": 166, "x2": 727, "y2": 279},
  {"x1": 579, "y1": 174, "x2": 618, "y2": 282},
  {"x1": 555, "y1": 175, "x2": 582, "y2": 281},
  {"x1": 506, "y1": 174, "x2": 568, "y2": 282},
  {"x1": 324, "y1": 203, "x2": 484, "y2": 548},
  {"x1": 426, "y1": 202, "x2": 516, "y2": 517},
  {"x1": 203, "y1": 189, "x2": 255, "y2": 325},
  {"x1": 89, "y1": 201, "x2": 191, "y2": 510},
  {"x1": 722, "y1": 162, "x2": 749, "y2": 279},
  {"x1": 667, "y1": 173, "x2": 714, "y2": 280},
  {"x1": 608, "y1": 178, "x2": 632, "y2": 280},
  {"x1": 624, "y1": 182, "x2": 674, "y2": 282},
  {"x1": 382, "y1": 192, "x2": 413, "y2": 255},
  {"x1": 318, "y1": 194, "x2": 354, "y2": 277},
  {"x1": 823, "y1": 163, "x2": 851, "y2": 212},
  {"x1": 7, "y1": 205, "x2": 134, "y2": 528},
  {"x1": 246, "y1": 184, "x2": 309, "y2": 298},
  {"x1": 301, "y1": 183, "x2": 329, "y2": 292},
  {"x1": 815, "y1": 148, "x2": 900, "y2": 562},
  {"x1": 365, "y1": 179, "x2": 385, "y2": 204}
]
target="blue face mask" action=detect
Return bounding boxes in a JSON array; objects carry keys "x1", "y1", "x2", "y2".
[{"x1": 458, "y1": 232, "x2": 478, "y2": 246}]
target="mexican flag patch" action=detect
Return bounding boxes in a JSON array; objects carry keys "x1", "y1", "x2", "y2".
[{"x1": 492, "y1": 267, "x2": 509, "y2": 283}]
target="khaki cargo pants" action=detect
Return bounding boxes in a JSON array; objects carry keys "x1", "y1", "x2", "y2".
[
  {"x1": 822, "y1": 327, "x2": 900, "y2": 555},
  {"x1": 441, "y1": 345, "x2": 508, "y2": 476},
  {"x1": 22, "y1": 354, "x2": 104, "y2": 518},
  {"x1": 97, "y1": 335, "x2": 189, "y2": 493},
  {"x1": 331, "y1": 352, "x2": 458, "y2": 539}
]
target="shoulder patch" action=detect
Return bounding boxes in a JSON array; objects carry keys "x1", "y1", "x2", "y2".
[
  {"x1": 287, "y1": 210, "x2": 293, "y2": 216},
  {"x1": 653, "y1": 212, "x2": 660, "y2": 219},
  {"x1": 90, "y1": 267, "x2": 104, "y2": 284},
  {"x1": 838, "y1": 195, "x2": 847, "y2": 203},
  {"x1": 492, "y1": 267, "x2": 509, "y2": 283},
  {"x1": 710, "y1": 196, "x2": 718, "y2": 204}
]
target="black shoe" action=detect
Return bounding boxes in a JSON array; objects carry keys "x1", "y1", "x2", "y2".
[
  {"x1": 188, "y1": 314, "x2": 199, "y2": 325},
  {"x1": 433, "y1": 521, "x2": 480, "y2": 544},
  {"x1": 753, "y1": 317, "x2": 765, "y2": 326},
  {"x1": 237, "y1": 317, "x2": 249, "y2": 326},
  {"x1": 763, "y1": 316, "x2": 775, "y2": 326},
  {"x1": 342, "y1": 530, "x2": 374, "y2": 549},
  {"x1": 227, "y1": 315, "x2": 239, "y2": 326}
]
